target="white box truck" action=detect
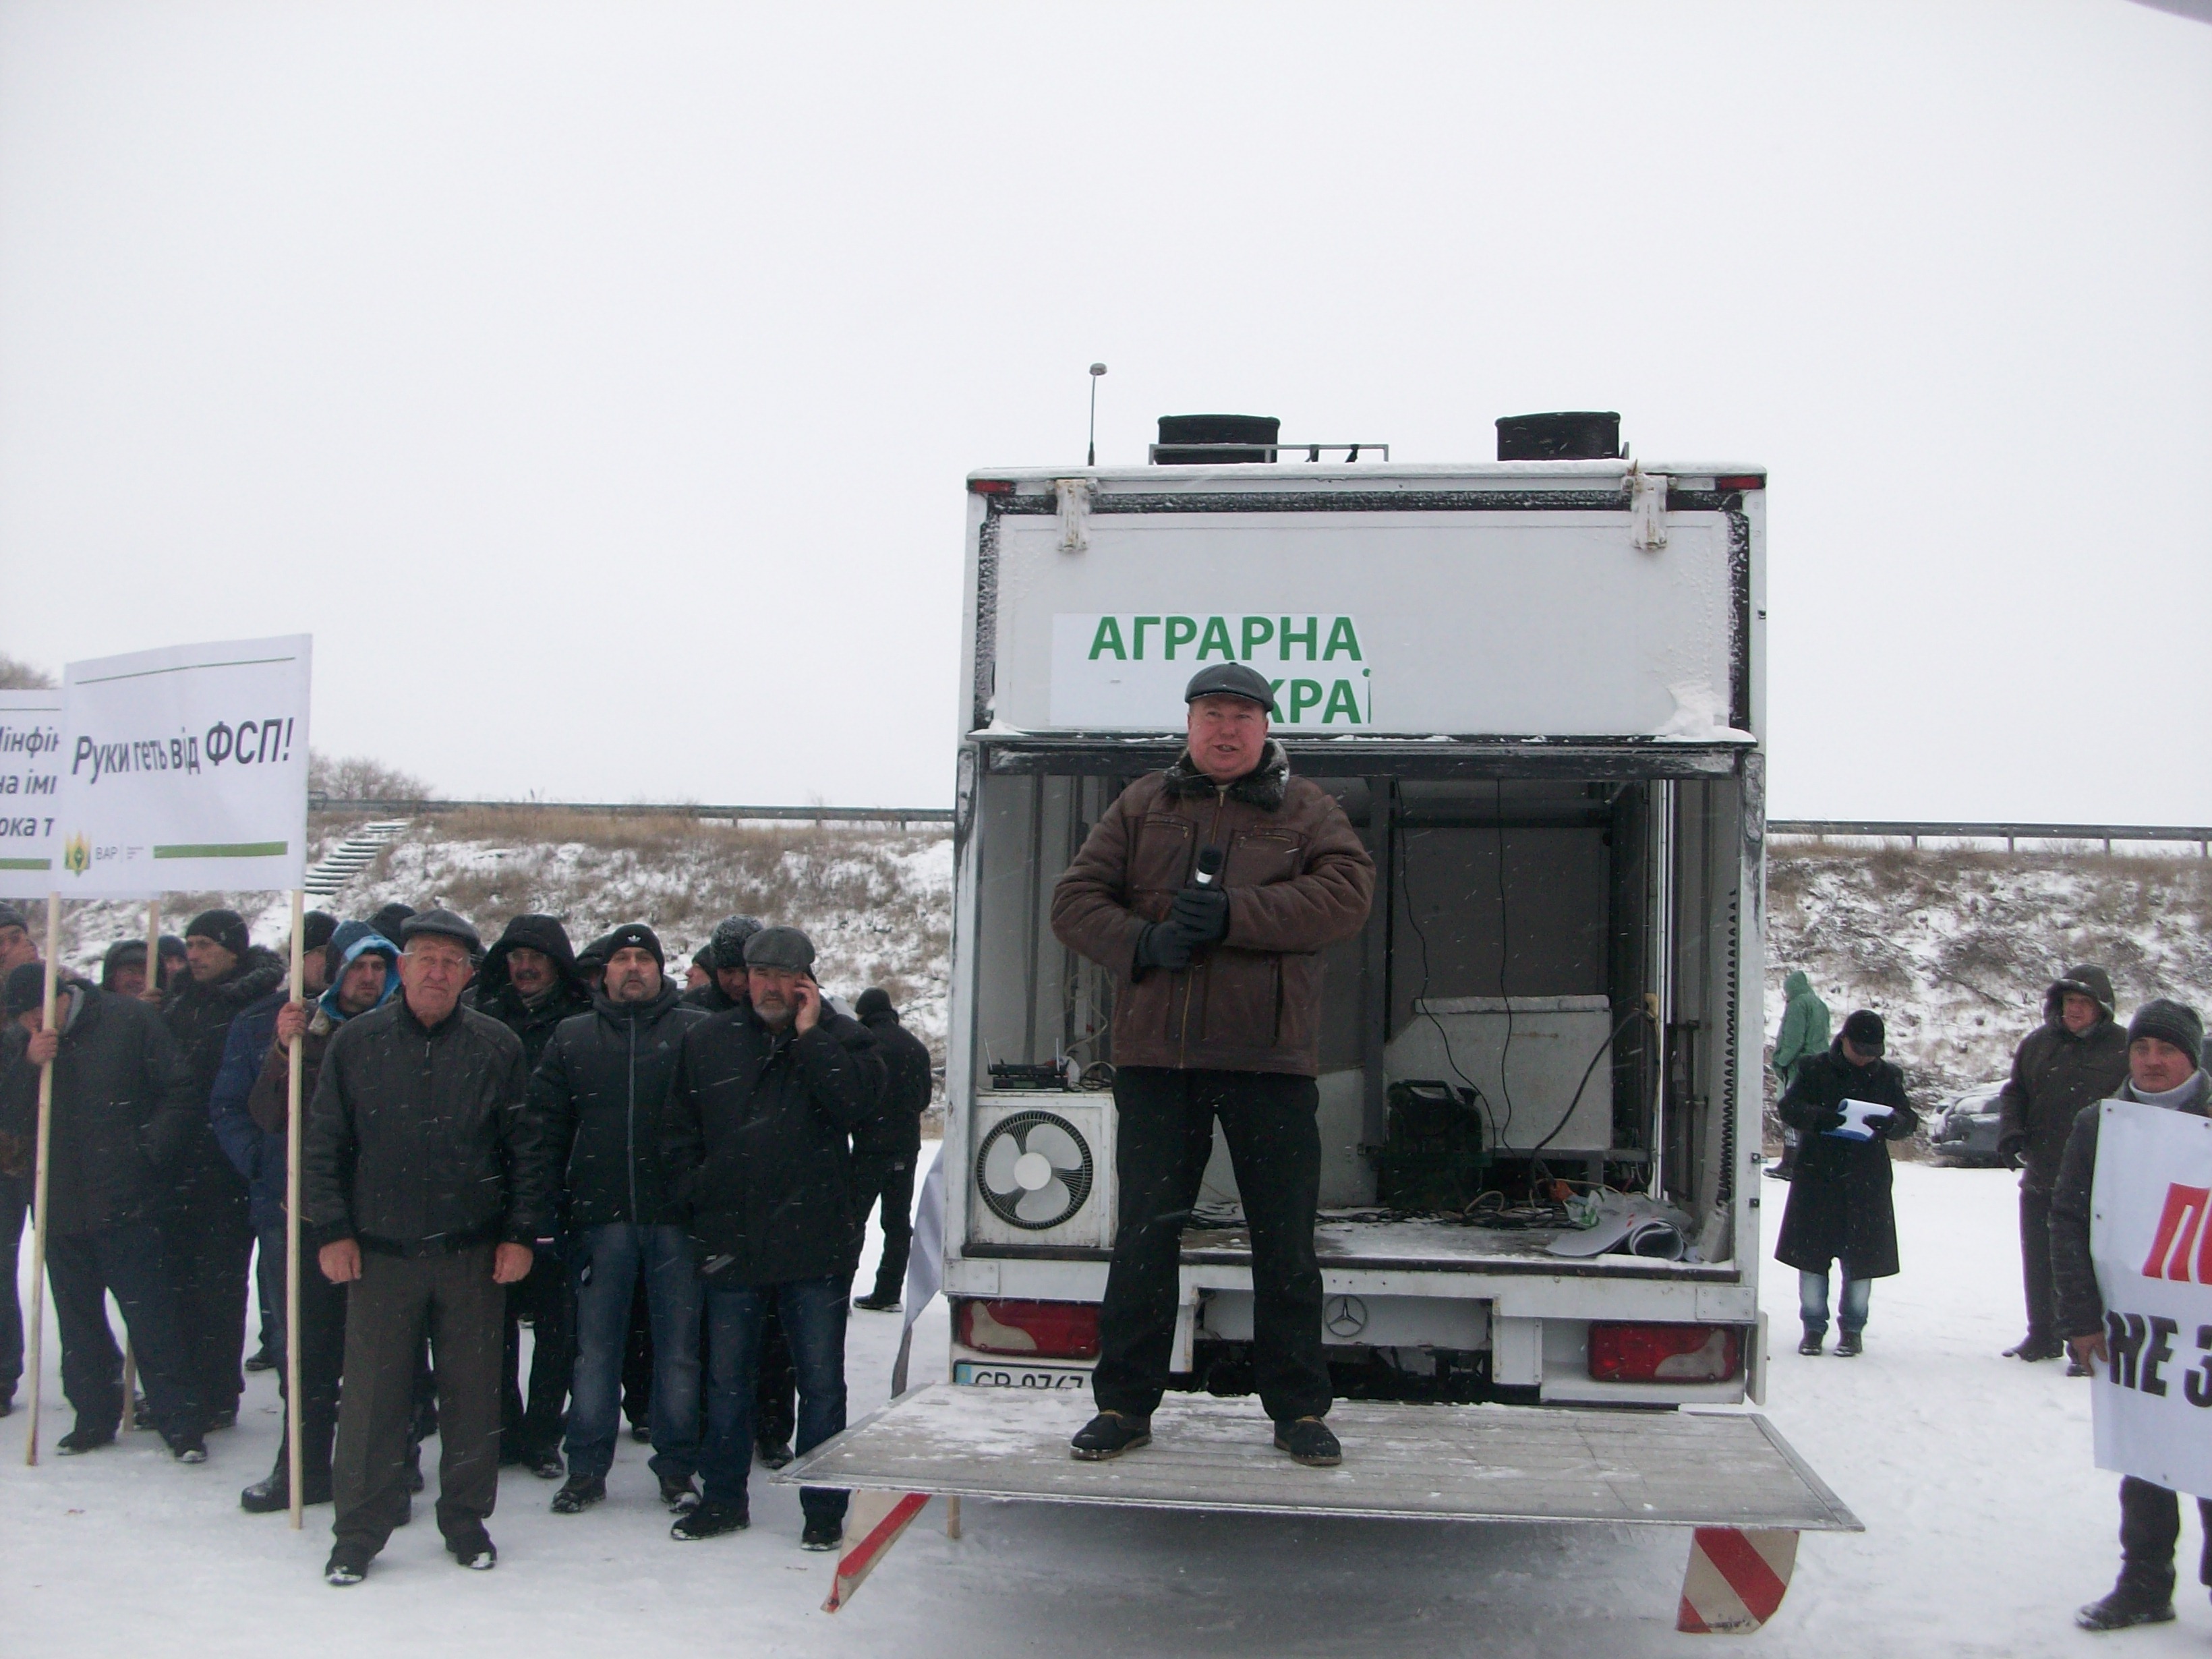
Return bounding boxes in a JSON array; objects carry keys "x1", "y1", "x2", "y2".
[
  {"x1": 939, "y1": 417, "x2": 1773, "y2": 1411},
  {"x1": 782, "y1": 417, "x2": 1857, "y2": 1630}
]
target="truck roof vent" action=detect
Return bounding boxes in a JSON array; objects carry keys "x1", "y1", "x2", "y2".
[
  {"x1": 1154, "y1": 413, "x2": 1281, "y2": 465},
  {"x1": 1496, "y1": 411, "x2": 1621, "y2": 461}
]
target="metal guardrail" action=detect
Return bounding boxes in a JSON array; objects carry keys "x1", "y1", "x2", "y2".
[
  {"x1": 308, "y1": 797, "x2": 954, "y2": 827},
  {"x1": 306, "y1": 802, "x2": 2207, "y2": 852},
  {"x1": 1770, "y1": 819, "x2": 2212, "y2": 854}
]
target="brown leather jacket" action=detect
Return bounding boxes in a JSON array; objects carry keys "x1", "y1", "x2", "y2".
[{"x1": 1051, "y1": 743, "x2": 1374, "y2": 1076}]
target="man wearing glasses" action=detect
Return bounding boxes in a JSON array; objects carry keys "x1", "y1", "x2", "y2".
[{"x1": 303, "y1": 909, "x2": 544, "y2": 1586}]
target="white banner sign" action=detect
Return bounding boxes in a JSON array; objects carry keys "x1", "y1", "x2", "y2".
[
  {"x1": 57, "y1": 635, "x2": 312, "y2": 896},
  {"x1": 0, "y1": 688, "x2": 65, "y2": 899},
  {"x1": 2091, "y1": 1097, "x2": 2212, "y2": 1498}
]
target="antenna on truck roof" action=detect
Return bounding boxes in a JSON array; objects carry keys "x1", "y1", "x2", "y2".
[{"x1": 1086, "y1": 363, "x2": 1107, "y2": 466}]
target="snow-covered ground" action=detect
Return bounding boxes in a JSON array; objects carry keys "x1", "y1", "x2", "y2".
[{"x1": 4, "y1": 1162, "x2": 2201, "y2": 1656}]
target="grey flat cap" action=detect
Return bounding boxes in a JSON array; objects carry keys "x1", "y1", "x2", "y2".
[{"x1": 743, "y1": 926, "x2": 816, "y2": 972}]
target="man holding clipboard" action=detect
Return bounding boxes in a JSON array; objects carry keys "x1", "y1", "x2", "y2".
[{"x1": 1774, "y1": 1009, "x2": 1920, "y2": 1357}]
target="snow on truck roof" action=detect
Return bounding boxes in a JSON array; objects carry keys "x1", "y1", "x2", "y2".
[{"x1": 966, "y1": 461, "x2": 1766, "y2": 487}]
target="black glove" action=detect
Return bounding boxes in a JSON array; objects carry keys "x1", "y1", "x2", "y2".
[
  {"x1": 1134, "y1": 922, "x2": 1195, "y2": 972},
  {"x1": 1995, "y1": 1130, "x2": 2027, "y2": 1161},
  {"x1": 1170, "y1": 885, "x2": 1231, "y2": 945}
]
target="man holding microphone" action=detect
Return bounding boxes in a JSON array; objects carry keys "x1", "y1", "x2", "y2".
[{"x1": 1051, "y1": 663, "x2": 1374, "y2": 1469}]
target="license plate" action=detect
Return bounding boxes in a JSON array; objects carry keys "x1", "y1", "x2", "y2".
[{"x1": 954, "y1": 1361, "x2": 1091, "y2": 1390}]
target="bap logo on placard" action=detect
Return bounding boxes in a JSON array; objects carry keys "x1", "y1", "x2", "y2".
[
  {"x1": 62, "y1": 832, "x2": 90, "y2": 877},
  {"x1": 2142, "y1": 1184, "x2": 2212, "y2": 1285}
]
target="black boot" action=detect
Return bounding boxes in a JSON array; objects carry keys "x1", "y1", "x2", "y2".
[
  {"x1": 1798, "y1": 1327, "x2": 1824, "y2": 1357},
  {"x1": 2075, "y1": 1583, "x2": 2176, "y2": 1631}
]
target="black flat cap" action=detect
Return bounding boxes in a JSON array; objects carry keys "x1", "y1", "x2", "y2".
[
  {"x1": 1184, "y1": 662, "x2": 1277, "y2": 715},
  {"x1": 743, "y1": 926, "x2": 816, "y2": 972}
]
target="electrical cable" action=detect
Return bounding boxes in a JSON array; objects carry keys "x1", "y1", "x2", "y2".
[
  {"x1": 1395, "y1": 817, "x2": 1499, "y2": 1148},
  {"x1": 1492, "y1": 776, "x2": 1517, "y2": 1149}
]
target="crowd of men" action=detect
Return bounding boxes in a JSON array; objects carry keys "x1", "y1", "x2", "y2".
[
  {"x1": 1766, "y1": 959, "x2": 2211, "y2": 1634},
  {"x1": 0, "y1": 897, "x2": 933, "y2": 1587}
]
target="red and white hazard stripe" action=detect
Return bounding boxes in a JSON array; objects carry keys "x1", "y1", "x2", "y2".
[
  {"x1": 821, "y1": 1489, "x2": 932, "y2": 1613},
  {"x1": 1677, "y1": 1526, "x2": 1799, "y2": 1634}
]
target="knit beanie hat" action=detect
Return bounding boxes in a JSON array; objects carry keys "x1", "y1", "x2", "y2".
[
  {"x1": 711, "y1": 915, "x2": 765, "y2": 972},
  {"x1": 2130, "y1": 999, "x2": 2203, "y2": 1068},
  {"x1": 600, "y1": 923, "x2": 664, "y2": 970},
  {"x1": 854, "y1": 987, "x2": 894, "y2": 1021},
  {"x1": 303, "y1": 911, "x2": 339, "y2": 954},
  {"x1": 185, "y1": 908, "x2": 250, "y2": 960},
  {"x1": 4, "y1": 962, "x2": 47, "y2": 1016}
]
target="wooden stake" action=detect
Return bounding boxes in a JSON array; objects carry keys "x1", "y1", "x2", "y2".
[
  {"x1": 143, "y1": 899, "x2": 160, "y2": 1002},
  {"x1": 119, "y1": 1330, "x2": 136, "y2": 1430},
  {"x1": 22, "y1": 896, "x2": 59, "y2": 1465},
  {"x1": 946, "y1": 1494, "x2": 962, "y2": 1540},
  {"x1": 285, "y1": 889, "x2": 305, "y2": 1528}
]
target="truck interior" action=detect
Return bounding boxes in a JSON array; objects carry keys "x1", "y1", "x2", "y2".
[{"x1": 966, "y1": 747, "x2": 1752, "y2": 1277}]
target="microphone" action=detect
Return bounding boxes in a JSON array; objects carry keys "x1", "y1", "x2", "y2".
[{"x1": 1192, "y1": 846, "x2": 1225, "y2": 887}]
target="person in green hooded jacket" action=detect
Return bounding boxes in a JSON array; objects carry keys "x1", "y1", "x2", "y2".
[{"x1": 1768, "y1": 970, "x2": 1831, "y2": 1179}]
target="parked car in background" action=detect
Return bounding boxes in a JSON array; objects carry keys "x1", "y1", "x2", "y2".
[{"x1": 1930, "y1": 1080, "x2": 2011, "y2": 1166}]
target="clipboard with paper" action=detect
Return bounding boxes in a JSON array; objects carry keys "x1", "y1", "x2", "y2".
[{"x1": 1823, "y1": 1097, "x2": 1896, "y2": 1142}]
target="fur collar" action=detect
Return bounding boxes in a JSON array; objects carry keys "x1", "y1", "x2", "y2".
[{"x1": 1163, "y1": 739, "x2": 1290, "y2": 810}]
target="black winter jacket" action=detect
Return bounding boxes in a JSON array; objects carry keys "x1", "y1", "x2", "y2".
[
  {"x1": 521, "y1": 982, "x2": 706, "y2": 1230},
  {"x1": 161, "y1": 945, "x2": 286, "y2": 1215},
  {"x1": 682, "y1": 979, "x2": 743, "y2": 1014},
  {"x1": 1774, "y1": 1041, "x2": 1920, "y2": 1279},
  {"x1": 853, "y1": 1008, "x2": 931, "y2": 1157},
  {"x1": 1994, "y1": 968, "x2": 2132, "y2": 1190},
  {"x1": 661, "y1": 1004, "x2": 885, "y2": 1286},
  {"x1": 0, "y1": 987, "x2": 200, "y2": 1235},
  {"x1": 2049, "y1": 1070, "x2": 2212, "y2": 1340},
  {"x1": 302, "y1": 997, "x2": 541, "y2": 1254}
]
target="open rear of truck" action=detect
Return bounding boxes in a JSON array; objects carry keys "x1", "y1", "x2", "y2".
[
  {"x1": 780, "y1": 440, "x2": 1857, "y2": 1629},
  {"x1": 940, "y1": 453, "x2": 1774, "y2": 1411}
]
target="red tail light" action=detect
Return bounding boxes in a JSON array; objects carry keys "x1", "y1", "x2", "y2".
[
  {"x1": 968, "y1": 477, "x2": 1014, "y2": 495},
  {"x1": 1588, "y1": 1322, "x2": 1743, "y2": 1382},
  {"x1": 956, "y1": 1299, "x2": 1101, "y2": 1360},
  {"x1": 1714, "y1": 474, "x2": 1764, "y2": 491}
]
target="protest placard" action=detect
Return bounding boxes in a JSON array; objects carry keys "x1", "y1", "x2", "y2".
[
  {"x1": 2091, "y1": 1097, "x2": 2212, "y2": 1498},
  {"x1": 0, "y1": 687, "x2": 64, "y2": 899},
  {"x1": 55, "y1": 635, "x2": 311, "y2": 896}
]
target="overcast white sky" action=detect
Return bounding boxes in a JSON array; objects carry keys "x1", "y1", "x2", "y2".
[{"x1": 3, "y1": 1, "x2": 2207, "y2": 819}]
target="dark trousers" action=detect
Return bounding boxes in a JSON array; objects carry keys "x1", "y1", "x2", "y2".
[
  {"x1": 850, "y1": 1152, "x2": 916, "y2": 1302},
  {"x1": 1094, "y1": 1067, "x2": 1329, "y2": 1424},
  {"x1": 332, "y1": 1246, "x2": 504, "y2": 1561},
  {"x1": 500, "y1": 1240, "x2": 573, "y2": 1459},
  {"x1": 256, "y1": 1221, "x2": 347, "y2": 1497},
  {"x1": 621, "y1": 1280, "x2": 793, "y2": 1450},
  {"x1": 252, "y1": 1228, "x2": 282, "y2": 1358},
  {"x1": 0, "y1": 1173, "x2": 24, "y2": 1403},
  {"x1": 621, "y1": 1281, "x2": 653, "y2": 1430},
  {"x1": 2018, "y1": 1184, "x2": 2057, "y2": 1343},
  {"x1": 566, "y1": 1223, "x2": 701, "y2": 1482},
  {"x1": 159, "y1": 1192, "x2": 254, "y2": 1417},
  {"x1": 2119, "y1": 1476, "x2": 2212, "y2": 1597},
  {"x1": 45, "y1": 1222, "x2": 201, "y2": 1441},
  {"x1": 698, "y1": 1275, "x2": 848, "y2": 1525}
]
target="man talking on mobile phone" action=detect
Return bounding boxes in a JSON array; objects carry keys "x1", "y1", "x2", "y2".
[
  {"x1": 660, "y1": 926, "x2": 885, "y2": 1552},
  {"x1": 1051, "y1": 662, "x2": 1374, "y2": 1469}
]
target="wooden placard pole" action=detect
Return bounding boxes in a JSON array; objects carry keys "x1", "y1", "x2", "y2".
[
  {"x1": 22, "y1": 896, "x2": 59, "y2": 1464},
  {"x1": 285, "y1": 889, "x2": 305, "y2": 1528}
]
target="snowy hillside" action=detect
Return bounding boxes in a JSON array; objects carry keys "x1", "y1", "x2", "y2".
[{"x1": 1766, "y1": 843, "x2": 2212, "y2": 1109}]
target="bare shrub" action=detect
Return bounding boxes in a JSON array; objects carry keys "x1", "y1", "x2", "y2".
[
  {"x1": 310, "y1": 752, "x2": 433, "y2": 801},
  {"x1": 0, "y1": 653, "x2": 55, "y2": 690}
]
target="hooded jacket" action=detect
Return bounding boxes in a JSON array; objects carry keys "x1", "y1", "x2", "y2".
[
  {"x1": 1773, "y1": 1039, "x2": 1921, "y2": 1279},
  {"x1": 1993, "y1": 965, "x2": 2132, "y2": 1190},
  {"x1": 1772, "y1": 972, "x2": 1831, "y2": 1089},
  {"x1": 1051, "y1": 741, "x2": 1376, "y2": 1076},
  {"x1": 301, "y1": 994, "x2": 541, "y2": 1255},
  {"x1": 162, "y1": 943, "x2": 287, "y2": 1215},
  {"x1": 852, "y1": 1001, "x2": 933, "y2": 1158},
  {"x1": 0, "y1": 986, "x2": 200, "y2": 1234},
  {"x1": 471, "y1": 914, "x2": 590, "y2": 1072},
  {"x1": 660, "y1": 1001, "x2": 886, "y2": 1285},
  {"x1": 2049, "y1": 1067, "x2": 2211, "y2": 1339},
  {"x1": 518, "y1": 979, "x2": 706, "y2": 1231}
]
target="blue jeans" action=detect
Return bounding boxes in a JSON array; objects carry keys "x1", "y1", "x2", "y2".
[
  {"x1": 565, "y1": 1224, "x2": 701, "y2": 1482},
  {"x1": 1799, "y1": 1267, "x2": 1871, "y2": 1335},
  {"x1": 699, "y1": 1275, "x2": 848, "y2": 1526}
]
